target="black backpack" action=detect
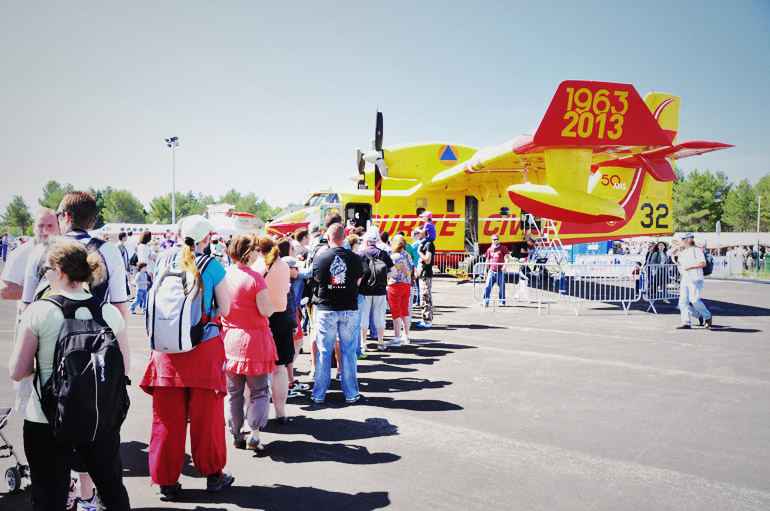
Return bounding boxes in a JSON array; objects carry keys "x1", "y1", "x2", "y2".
[
  {"x1": 364, "y1": 250, "x2": 389, "y2": 289},
  {"x1": 34, "y1": 295, "x2": 130, "y2": 444}
]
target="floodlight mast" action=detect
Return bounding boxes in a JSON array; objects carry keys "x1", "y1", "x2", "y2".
[{"x1": 165, "y1": 137, "x2": 179, "y2": 225}]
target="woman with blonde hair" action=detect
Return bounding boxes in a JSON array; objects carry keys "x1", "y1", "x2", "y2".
[
  {"x1": 252, "y1": 235, "x2": 294, "y2": 424},
  {"x1": 221, "y1": 234, "x2": 275, "y2": 451},
  {"x1": 387, "y1": 234, "x2": 414, "y2": 345},
  {"x1": 139, "y1": 215, "x2": 234, "y2": 501},
  {"x1": 9, "y1": 238, "x2": 131, "y2": 510}
]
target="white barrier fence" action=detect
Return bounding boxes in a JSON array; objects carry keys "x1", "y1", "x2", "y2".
[{"x1": 471, "y1": 261, "x2": 683, "y2": 316}]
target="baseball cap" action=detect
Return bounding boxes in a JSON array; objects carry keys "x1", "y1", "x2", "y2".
[
  {"x1": 419, "y1": 210, "x2": 433, "y2": 220},
  {"x1": 180, "y1": 215, "x2": 212, "y2": 243},
  {"x1": 364, "y1": 225, "x2": 380, "y2": 242},
  {"x1": 211, "y1": 234, "x2": 221, "y2": 241},
  {"x1": 680, "y1": 232, "x2": 695, "y2": 239}
]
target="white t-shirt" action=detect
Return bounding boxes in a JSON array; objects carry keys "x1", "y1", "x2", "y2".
[
  {"x1": 22, "y1": 233, "x2": 129, "y2": 304},
  {"x1": 1, "y1": 239, "x2": 37, "y2": 314},
  {"x1": 678, "y1": 246, "x2": 706, "y2": 282}
]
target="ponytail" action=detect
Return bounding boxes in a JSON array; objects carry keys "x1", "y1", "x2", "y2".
[
  {"x1": 256, "y1": 235, "x2": 280, "y2": 266},
  {"x1": 179, "y1": 237, "x2": 203, "y2": 292}
]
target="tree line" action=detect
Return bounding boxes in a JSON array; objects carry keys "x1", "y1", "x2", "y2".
[
  {"x1": 1, "y1": 181, "x2": 284, "y2": 236},
  {"x1": 673, "y1": 169, "x2": 770, "y2": 232}
]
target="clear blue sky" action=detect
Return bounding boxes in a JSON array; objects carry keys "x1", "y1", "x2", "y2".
[{"x1": 1, "y1": 0, "x2": 768, "y2": 216}]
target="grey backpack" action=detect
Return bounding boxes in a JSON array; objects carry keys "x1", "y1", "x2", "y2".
[{"x1": 146, "y1": 254, "x2": 213, "y2": 353}]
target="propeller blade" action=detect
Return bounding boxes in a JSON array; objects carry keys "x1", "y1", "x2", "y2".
[
  {"x1": 356, "y1": 147, "x2": 365, "y2": 174},
  {"x1": 376, "y1": 158, "x2": 388, "y2": 178},
  {"x1": 375, "y1": 110, "x2": 383, "y2": 152}
]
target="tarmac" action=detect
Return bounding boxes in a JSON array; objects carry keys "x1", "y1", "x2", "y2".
[{"x1": 1, "y1": 260, "x2": 769, "y2": 510}]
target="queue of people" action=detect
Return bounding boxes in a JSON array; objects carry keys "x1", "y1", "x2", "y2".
[{"x1": 3, "y1": 192, "x2": 437, "y2": 510}]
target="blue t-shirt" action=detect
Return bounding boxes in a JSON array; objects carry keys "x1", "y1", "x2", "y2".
[{"x1": 172, "y1": 252, "x2": 226, "y2": 315}]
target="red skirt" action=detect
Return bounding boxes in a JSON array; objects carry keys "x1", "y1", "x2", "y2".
[{"x1": 140, "y1": 335, "x2": 227, "y2": 394}]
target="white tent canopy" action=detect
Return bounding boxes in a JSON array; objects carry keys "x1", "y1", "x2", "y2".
[{"x1": 631, "y1": 232, "x2": 770, "y2": 249}]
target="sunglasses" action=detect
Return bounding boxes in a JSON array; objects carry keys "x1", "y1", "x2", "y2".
[
  {"x1": 55, "y1": 210, "x2": 68, "y2": 218},
  {"x1": 40, "y1": 264, "x2": 55, "y2": 273}
]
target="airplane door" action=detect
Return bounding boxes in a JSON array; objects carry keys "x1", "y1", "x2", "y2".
[
  {"x1": 346, "y1": 203, "x2": 372, "y2": 229},
  {"x1": 464, "y1": 196, "x2": 478, "y2": 254}
]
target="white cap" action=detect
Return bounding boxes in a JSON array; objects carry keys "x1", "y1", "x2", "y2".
[
  {"x1": 180, "y1": 215, "x2": 212, "y2": 243},
  {"x1": 364, "y1": 225, "x2": 380, "y2": 243}
]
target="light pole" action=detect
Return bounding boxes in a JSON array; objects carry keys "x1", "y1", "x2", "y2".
[
  {"x1": 758, "y1": 195, "x2": 762, "y2": 233},
  {"x1": 165, "y1": 137, "x2": 179, "y2": 225}
]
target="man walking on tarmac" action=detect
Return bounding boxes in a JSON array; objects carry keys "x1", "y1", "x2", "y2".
[{"x1": 676, "y1": 232, "x2": 713, "y2": 329}]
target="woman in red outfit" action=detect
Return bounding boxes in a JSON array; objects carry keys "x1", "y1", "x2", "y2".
[
  {"x1": 221, "y1": 234, "x2": 275, "y2": 451},
  {"x1": 139, "y1": 215, "x2": 233, "y2": 501},
  {"x1": 387, "y1": 234, "x2": 414, "y2": 344}
]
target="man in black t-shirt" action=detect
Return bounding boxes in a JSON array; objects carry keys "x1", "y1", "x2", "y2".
[
  {"x1": 311, "y1": 224, "x2": 364, "y2": 404},
  {"x1": 511, "y1": 239, "x2": 534, "y2": 260},
  {"x1": 416, "y1": 230, "x2": 436, "y2": 328}
]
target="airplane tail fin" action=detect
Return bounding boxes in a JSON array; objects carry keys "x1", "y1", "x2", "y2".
[{"x1": 643, "y1": 91, "x2": 680, "y2": 144}]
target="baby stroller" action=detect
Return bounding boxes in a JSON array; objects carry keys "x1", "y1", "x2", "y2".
[{"x1": 0, "y1": 407, "x2": 30, "y2": 492}]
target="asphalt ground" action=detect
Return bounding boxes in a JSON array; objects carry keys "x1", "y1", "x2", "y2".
[{"x1": 1, "y1": 261, "x2": 769, "y2": 510}]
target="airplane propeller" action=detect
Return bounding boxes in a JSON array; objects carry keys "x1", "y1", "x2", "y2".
[
  {"x1": 362, "y1": 110, "x2": 387, "y2": 202},
  {"x1": 354, "y1": 147, "x2": 366, "y2": 189}
]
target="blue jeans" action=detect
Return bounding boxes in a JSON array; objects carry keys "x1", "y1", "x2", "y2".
[
  {"x1": 356, "y1": 294, "x2": 365, "y2": 357},
  {"x1": 131, "y1": 289, "x2": 147, "y2": 312},
  {"x1": 312, "y1": 309, "x2": 360, "y2": 402},
  {"x1": 1, "y1": 244, "x2": 6, "y2": 262},
  {"x1": 679, "y1": 279, "x2": 711, "y2": 325},
  {"x1": 483, "y1": 269, "x2": 506, "y2": 305}
]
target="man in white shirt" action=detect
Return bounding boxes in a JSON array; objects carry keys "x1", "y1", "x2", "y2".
[
  {"x1": 22, "y1": 191, "x2": 129, "y2": 318},
  {"x1": 1, "y1": 208, "x2": 60, "y2": 412},
  {"x1": 676, "y1": 232, "x2": 713, "y2": 329}
]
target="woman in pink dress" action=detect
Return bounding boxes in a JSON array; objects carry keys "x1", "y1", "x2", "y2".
[
  {"x1": 252, "y1": 235, "x2": 293, "y2": 424},
  {"x1": 221, "y1": 234, "x2": 276, "y2": 451}
]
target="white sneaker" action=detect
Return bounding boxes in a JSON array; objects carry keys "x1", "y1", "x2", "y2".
[
  {"x1": 386, "y1": 338, "x2": 401, "y2": 347},
  {"x1": 401, "y1": 335, "x2": 411, "y2": 344},
  {"x1": 77, "y1": 491, "x2": 103, "y2": 511}
]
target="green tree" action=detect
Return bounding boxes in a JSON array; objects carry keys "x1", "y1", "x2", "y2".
[
  {"x1": 38, "y1": 180, "x2": 73, "y2": 210},
  {"x1": 672, "y1": 169, "x2": 731, "y2": 231},
  {"x1": 147, "y1": 191, "x2": 209, "y2": 224},
  {"x1": 721, "y1": 179, "x2": 757, "y2": 232},
  {"x1": 101, "y1": 188, "x2": 146, "y2": 223},
  {"x1": 218, "y1": 189, "x2": 281, "y2": 220},
  {"x1": 89, "y1": 187, "x2": 106, "y2": 229},
  {"x1": 2, "y1": 195, "x2": 33, "y2": 234}
]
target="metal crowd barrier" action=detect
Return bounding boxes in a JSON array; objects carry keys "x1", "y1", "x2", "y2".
[
  {"x1": 562, "y1": 264, "x2": 643, "y2": 316},
  {"x1": 434, "y1": 252, "x2": 484, "y2": 278},
  {"x1": 472, "y1": 261, "x2": 564, "y2": 315},
  {"x1": 640, "y1": 263, "x2": 680, "y2": 314}
]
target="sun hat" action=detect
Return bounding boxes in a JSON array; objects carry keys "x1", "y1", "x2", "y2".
[
  {"x1": 364, "y1": 225, "x2": 380, "y2": 243},
  {"x1": 680, "y1": 232, "x2": 695, "y2": 239},
  {"x1": 180, "y1": 215, "x2": 212, "y2": 243}
]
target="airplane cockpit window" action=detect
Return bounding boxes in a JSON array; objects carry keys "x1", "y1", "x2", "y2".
[
  {"x1": 326, "y1": 194, "x2": 340, "y2": 204},
  {"x1": 305, "y1": 194, "x2": 325, "y2": 207}
]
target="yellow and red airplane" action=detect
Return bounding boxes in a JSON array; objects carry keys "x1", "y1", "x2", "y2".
[{"x1": 268, "y1": 80, "x2": 732, "y2": 252}]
